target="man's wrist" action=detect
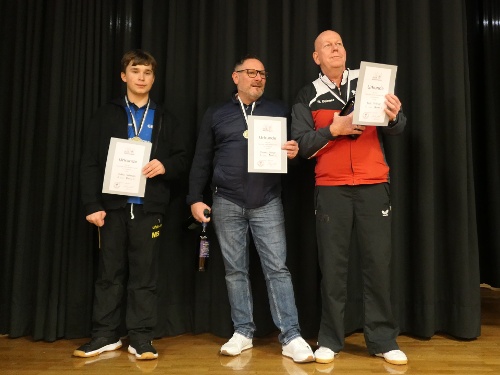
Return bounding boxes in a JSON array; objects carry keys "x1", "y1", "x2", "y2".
[{"x1": 388, "y1": 114, "x2": 399, "y2": 127}]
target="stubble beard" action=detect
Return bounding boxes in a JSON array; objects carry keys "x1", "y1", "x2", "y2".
[{"x1": 249, "y1": 86, "x2": 264, "y2": 101}]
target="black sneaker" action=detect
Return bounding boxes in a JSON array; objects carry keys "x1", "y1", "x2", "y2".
[
  {"x1": 128, "y1": 341, "x2": 158, "y2": 360},
  {"x1": 73, "y1": 337, "x2": 122, "y2": 358}
]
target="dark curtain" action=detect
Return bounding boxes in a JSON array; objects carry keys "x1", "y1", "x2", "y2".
[
  {"x1": 468, "y1": 0, "x2": 500, "y2": 288},
  {"x1": 1, "y1": 0, "x2": 493, "y2": 342}
]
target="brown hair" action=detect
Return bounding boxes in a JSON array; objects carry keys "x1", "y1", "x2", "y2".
[{"x1": 121, "y1": 49, "x2": 157, "y2": 74}]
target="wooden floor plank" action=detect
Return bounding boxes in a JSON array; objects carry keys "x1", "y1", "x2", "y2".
[{"x1": 0, "y1": 287, "x2": 498, "y2": 374}]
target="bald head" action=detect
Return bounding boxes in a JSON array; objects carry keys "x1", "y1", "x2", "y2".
[
  {"x1": 313, "y1": 30, "x2": 347, "y2": 75},
  {"x1": 314, "y1": 30, "x2": 342, "y2": 52}
]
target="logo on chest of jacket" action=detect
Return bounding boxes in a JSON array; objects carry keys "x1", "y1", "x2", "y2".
[{"x1": 318, "y1": 98, "x2": 335, "y2": 104}]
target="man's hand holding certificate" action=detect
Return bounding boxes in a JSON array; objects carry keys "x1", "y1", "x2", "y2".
[
  {"x1": 352, "y1": 61, "x2": 398, "y2": 126},
  {"x1": 247, "y1": 115, "x2": 288, "y2": 173},
  {"x1": 102, "y1": 137, "x2": 152, "y2": 197}
]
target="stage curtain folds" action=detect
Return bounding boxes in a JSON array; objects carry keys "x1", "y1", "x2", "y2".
[{"x1": 1, "y1": 0, "x2": 491, "y2": 342}]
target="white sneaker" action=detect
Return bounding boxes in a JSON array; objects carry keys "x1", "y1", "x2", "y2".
[
  {"x1": 282, "y1": 337, "x2": 315, "y2": 363},
  {"x1": 220, "y1": 332, "x2": 253, "y2": 356},
  {"x1": 314, "y1": 346, "x2": 336, "y2": 364},
  {"x1": 375, "y1": 349, "x2": 408, "y2": 365}
]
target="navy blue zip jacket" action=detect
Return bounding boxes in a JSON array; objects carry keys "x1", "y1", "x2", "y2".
[
  {"x1": 187, "y1": 94, "x2": 288, "y2": 209},
  {"x1": 81, "y1": 97, "x2": 189, "y2": 215}
]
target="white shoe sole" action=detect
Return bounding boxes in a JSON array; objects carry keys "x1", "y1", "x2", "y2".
[
  {"x1": 375, "y1": 353, "x2": 408, "y2": 365},
  {"x1": 220, "y1": 344, "x2": 253, "y2": 356},
  {"x1": 128, "y1": 345, "x2": 158, "y2": 360},
  {"x1": 73, "y1": 340, "x2": 122, "y2": 358},
  {"x1": 282, "y1": 352, "x2": 315, "y2": 363}
]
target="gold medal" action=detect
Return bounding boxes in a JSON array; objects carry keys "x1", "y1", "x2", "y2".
[
  {"x1": 243, "y1": 130, "x2": 248, "y2": 139},
  {"x1": 131, "y1": 136, "x2": 142, "y2": 142}
]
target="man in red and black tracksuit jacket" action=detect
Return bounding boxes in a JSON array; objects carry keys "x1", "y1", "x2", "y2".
[{"x1": 291, "y1": 30, "x2": 408, "y2": 366}]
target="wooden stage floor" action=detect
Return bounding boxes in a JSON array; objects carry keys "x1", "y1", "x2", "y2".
[{"x1": 1, "y1": 286, "x2": 498, "y2": 374}]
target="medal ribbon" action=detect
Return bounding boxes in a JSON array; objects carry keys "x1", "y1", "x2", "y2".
[
  {"x1": 319, "y1": 69, "x2": 351, "y2": 104},
  {"x1": 125, "y1": 95, "x2": 150, "y2": 140},
  {"x1": 237, "y1": 96, "x2": 256, "y2": 128}
]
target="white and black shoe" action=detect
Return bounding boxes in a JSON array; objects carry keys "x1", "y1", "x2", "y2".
[
  {"x1": 73, "y1": 337, "x2": 122, "y2": 358},
  {"x1": 128, "y1": 341, "x2": 158, "y2": 360}
]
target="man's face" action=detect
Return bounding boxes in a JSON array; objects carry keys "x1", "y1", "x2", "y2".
[
  {"x1": 313, "y1": 31, "x2": 347, "y2": 71},
  {"x1": 232, "y1": 58, "x2": 266, "y2": 104},
  {"x1": 120, "y1": 61, "x2": 155, "y2": 97}
]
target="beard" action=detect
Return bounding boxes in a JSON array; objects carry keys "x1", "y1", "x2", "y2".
[{"x1": 248, "y1": 85, "x2": 264, "y2": 101}]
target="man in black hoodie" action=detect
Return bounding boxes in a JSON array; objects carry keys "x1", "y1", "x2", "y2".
[{"x1": 75, "y1": 49, "x2": 189, "y2": 361}]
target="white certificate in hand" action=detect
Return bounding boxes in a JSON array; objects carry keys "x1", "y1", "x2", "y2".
[
  {"x1": 247, "y1": 115, "x2": 287, "y2": 173},
  {"x1": 352, "y1": 61, "x2": 398, "y2": 126},
  {"x1": 102, "y1": 137, "x2": 152, "y2": 197}
]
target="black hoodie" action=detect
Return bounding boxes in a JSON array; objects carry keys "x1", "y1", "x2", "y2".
[{"x1": 80, "y1": 97, "x2": 189, "y2": 215}]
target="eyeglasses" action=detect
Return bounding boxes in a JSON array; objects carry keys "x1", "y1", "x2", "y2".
[{"x1": 235, "y1": 69, "x2": 268, "y2": 78}]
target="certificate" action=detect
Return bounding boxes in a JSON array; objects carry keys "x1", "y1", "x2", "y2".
[
  {"x1": 102, "y1": 137, "x2": 152, "y2": 197},
  {"x1": 247, "y1": 115, "x2": 287, "y2": 173},
  {"x1": 352, "y1": 61, "x2": 398, "y2": 126}
]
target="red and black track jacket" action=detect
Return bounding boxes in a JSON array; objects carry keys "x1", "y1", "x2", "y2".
[{"x1": 291, "y1": 69, "x2": 406, "y2": 186}]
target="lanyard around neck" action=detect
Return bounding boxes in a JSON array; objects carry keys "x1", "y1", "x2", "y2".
[
  {"x1": 125, "y1": 95, "x2": 150, "y2": 138},
  {"x1": 237, "y1": 96, "x2": 256, "y2": 127},
  {"x1": 319, "y1": 70, "x2": 351, "y2": 105}
]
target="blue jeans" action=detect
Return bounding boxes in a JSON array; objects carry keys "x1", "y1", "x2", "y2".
[{"x1": 212, "y1": 195, "x2": 301, "y2": 345}]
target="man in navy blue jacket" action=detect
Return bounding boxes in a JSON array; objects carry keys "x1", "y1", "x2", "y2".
[{"x1": 187, "y1": 55, "x2": 314, "y2": 363}]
